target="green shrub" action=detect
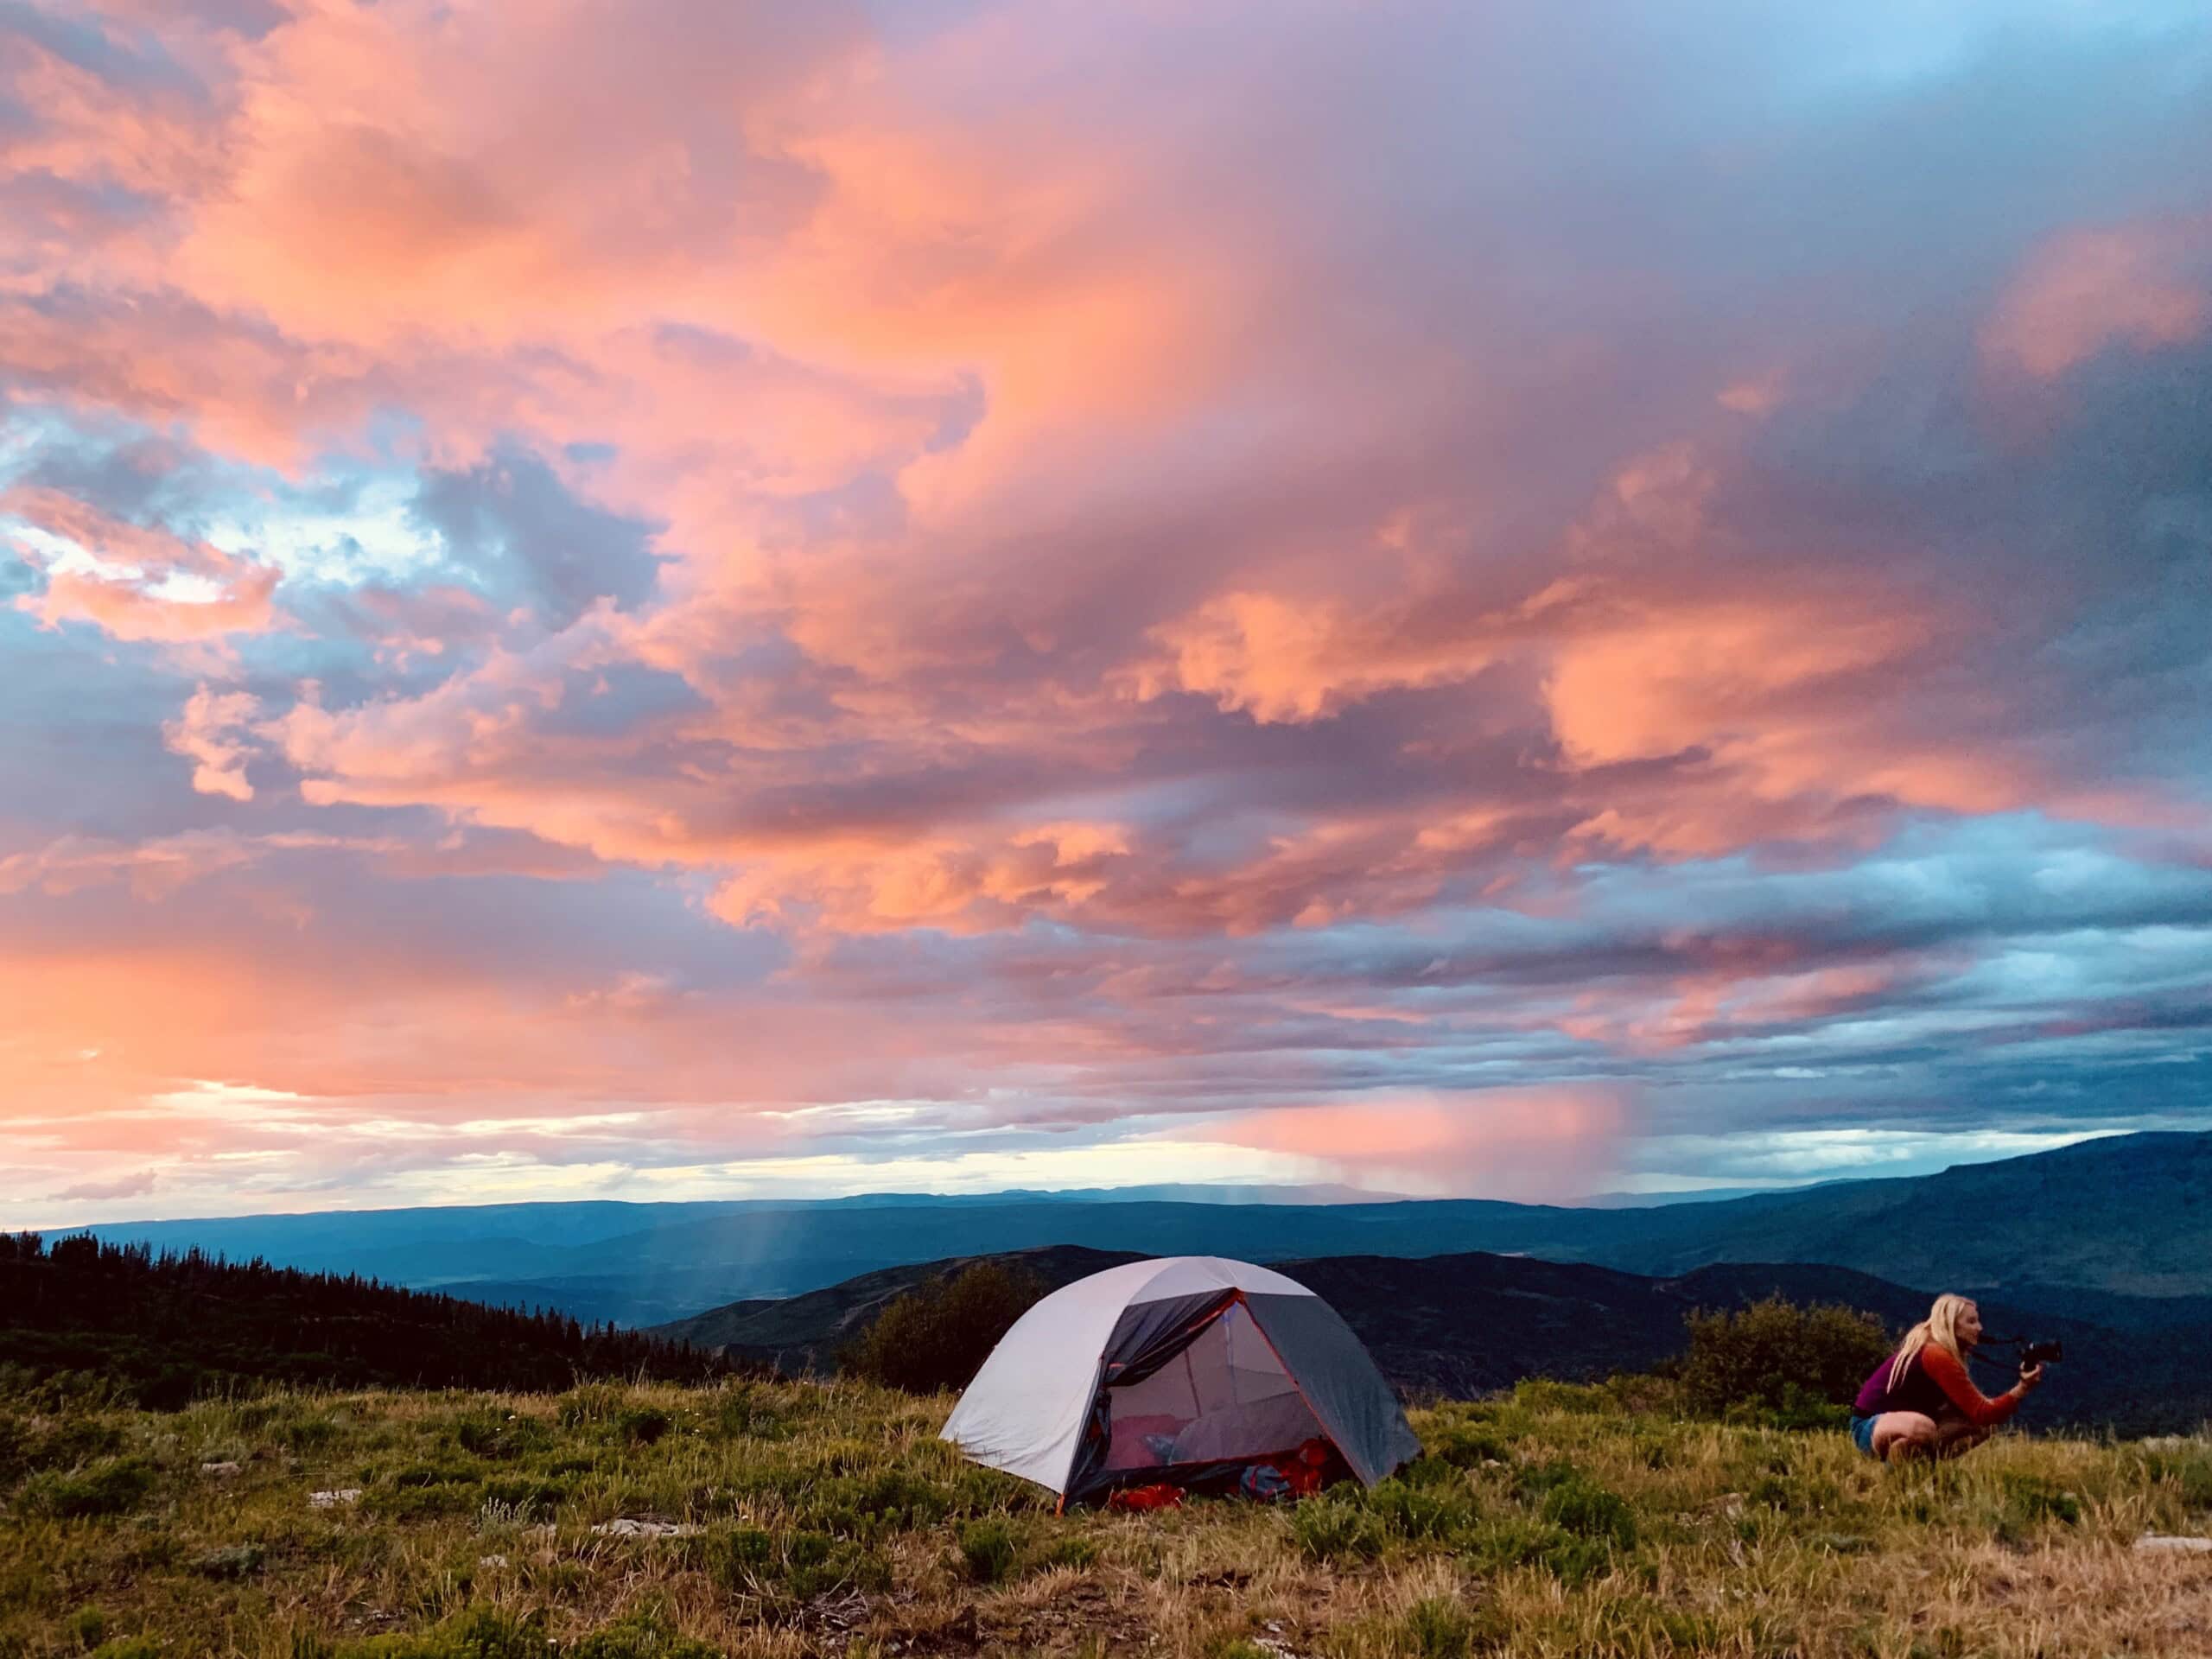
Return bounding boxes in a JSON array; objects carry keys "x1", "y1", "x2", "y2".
[
  {"x1": 191, "y1": 1544, "x2": 264, "y2": 1580},
  {"x1": 1678, "y1": 1297, "x2": 1891, "y2": 1419},
  {"x1": 612, "y1": 1408, "x2": 673, "y2": 1446},
  {"x1": 1508, "y1": 1459, "x2": 1582, "y2": 1502},
  {"x1": 10, "y1": 1418, "x2": 125, "y2": 1478},
  {"x1": 854, "y1": 1469, "x2": 957, "y2": 1528},
  {"x1": 1426, "y1": 1421, "x2": 1512, "y2": 1469},
  {"x1": 702, "y1": 1528, "x2": 889, "y2": 1621},
  {"x1": 1397, "y1": 1454, "x2": 1466, "y2": 1487},
  {"x1": 448, "y1": 1411, "x2": 543, "y2": 1461},
  {"x1": 1538, "y1": 1533, "x2": 1614, "y2": 1586},
  {"x1": 567, "y1": 1609, "x2": 724, "y2": 1659},
  {"x1": 838, "y1": 1262, "x2": 1045, "y2": 1394},
  {"x1": 1537, "y1": 1478, "x2": 1636, "y2": 1549},
  {"x1": 1290, "y1": 1494, "x2": 1388, "y2": 1562},
  {"x1": 1035, "y1": 1535, "x2": 1098, "y2": 1571},
  {"x1": 711, "y1": 1385, "x2": 786, "y2": 1441},
  {"x1": 1509, "y1": 1379, "x2": 1614, "y2": 1415},
  {"x1": 1999, "y1": 1473, "x2": 2082, "y2": 1531},
  {"x1": 18, "y1": 1458, "x2": 154, "y2": 1519},
  {"x1": 391, "y1": 1464, "x2": 480, "y2": 1489},
  {"x1": 0, "y1": 1561, "x2": 54, "y2": 1613},
  {"x1": 1399, "y1": 1599, "x2": 1466, "y2": 1658},
  {"x1": 1400, "y1": 1595, "x2": 1495, "y2": 1658},
  {"x1": 64, "y1": 1607, "x2": 106, "y2": 1649},
  {"x1": 363, "y1": 1484, "x2": 481, "y2": 1521},
  {"x1": 556, "y1": 1386, "x2": 625, "y2": 1429},
  {"x1": 1462, "y1": 1514, "x2": 1607, "y2": 1583},
  {"x1": 957, "y1": 1519, "x2": 1018, "y2": 1584},
  {"x1": 2133, "y1": 1442, "x2": 2212, "y2": 1513},
  {"x1": 478, "y1": 1474, "x2": 571, "y2": 1512},
  {"x1": 1364, "y1": 1477, "x2": 1477, "y2": 1544},
  {"x1": 285, "y1": 1414, "x2": 344, "y2": 1453},
  {"x1": 797, "y1": 1468, "x2": 964, "y2": 1537},
  {"x1": 306, "y1": 1605, "x2": 551, "y2": 1657}
]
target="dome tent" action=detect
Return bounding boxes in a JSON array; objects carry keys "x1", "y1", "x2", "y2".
[{"x1": 940, "y1": 1255, "x2": 1420, "y2": 1506}]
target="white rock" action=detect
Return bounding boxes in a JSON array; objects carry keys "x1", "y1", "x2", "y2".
[
  {"x1": 478, "y1": 1554, "x2": 510, "y2": 1568},
  {"x1": 589, "y1": 1518, "x2": 700, "y2": 1538},
  {"x1": 200, "y1": 1461, "x2": 242, "y2": 1477},
  {"x1": 2135, "y1": 1535, "x2": 2212, "y2": 1554},
  {"x1": 309, "y1": 1489, "x2": 363, "y2": 1509}
]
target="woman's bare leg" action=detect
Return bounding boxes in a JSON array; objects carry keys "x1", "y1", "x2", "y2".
[{"x1": 1872, "y1": 1411, "x2": 1939, "y2": 1461}]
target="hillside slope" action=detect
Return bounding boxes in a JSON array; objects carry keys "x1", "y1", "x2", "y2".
[
  {"x1": 1573, "y1": 1131, "x2": 2212, "y2": 1296},
  {"x1": 0, "y1": 1231, "x2": 738, "y2": 1405},
  {"x1": 3, "y1": 1376, "x2": 2207, "y2": 1658},
  {"x1": 654, "y1": 1247, "x2": 2207, "y2": 1433},
  {"x1": 650, "y1": 1244, "x2": 1144, "y2": 1373}
]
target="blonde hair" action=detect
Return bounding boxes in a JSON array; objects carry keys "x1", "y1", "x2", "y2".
[{"x1": 1888, "y1": 1293, "x2": 1977, "y2": 1392}]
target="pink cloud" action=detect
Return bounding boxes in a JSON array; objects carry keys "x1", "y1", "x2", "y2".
[
  {"x1": 7, "y1": 489, "x2": 283, "y2": 642},
  {"x1": 52, "y1": 1169, "x2": 157, "y2": 1204},
  {"x1": 1208, "y1": 1089, "x2": 1633, "y2": 1201},
  {"x1": 1983, "y1": 219, "x2": 2211, "y2": 380},
  {"x1": 0, "y1": 831, "x2": 257, "y2": 902},
  {"x1": 3, "y1": 2, "x2": 2209, "y2": 1219},
  {"x1": 163, "y1": 685, "x2": 262, "y2": 800},
  {"x1": 1127, "y1": 587, "x2": 1506, "y2": 725}
]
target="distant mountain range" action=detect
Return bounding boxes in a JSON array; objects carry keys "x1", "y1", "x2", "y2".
[
  {"x1": 649, "y1": 1243, "x2": 2207, "y2": 1435},
  {"x1": 58, "y1": 1131, "x2": 2212, "y2": 1332}
]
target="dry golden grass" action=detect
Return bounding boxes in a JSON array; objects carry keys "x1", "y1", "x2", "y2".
[{"x1": 2, "y1": 1375, "x2": 2207, "y2": 1657}]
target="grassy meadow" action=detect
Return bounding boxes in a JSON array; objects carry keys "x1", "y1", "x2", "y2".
[{"x1": 2, "y1": 1375, "x2": 2209, "y2": 1658}]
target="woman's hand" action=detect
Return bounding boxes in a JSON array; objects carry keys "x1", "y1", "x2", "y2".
[{"x1": 2016, "y1": 1363, "x2": 2045, "y2": 1392}]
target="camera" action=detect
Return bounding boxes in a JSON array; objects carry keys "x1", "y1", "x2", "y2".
[{"x1": 2018, "y1": 1338, "x2": 2063, "y2": 1368}]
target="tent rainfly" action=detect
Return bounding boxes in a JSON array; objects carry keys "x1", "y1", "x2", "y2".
[{"x1": 940, "y1": 1255, "x2": 1420, "y2": 1505}]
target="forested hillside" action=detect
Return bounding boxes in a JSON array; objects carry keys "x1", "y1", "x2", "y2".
[{"x1": 0, "y1": 1233, "x2": 741, "y2": 1406}]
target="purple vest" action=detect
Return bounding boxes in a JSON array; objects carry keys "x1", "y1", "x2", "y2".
[{"x1": 1853, "y1": 1348, "x2": 1948, "y2": 1418}]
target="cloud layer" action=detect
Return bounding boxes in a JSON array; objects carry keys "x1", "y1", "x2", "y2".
[{"x1": 4, "y1": 0, "x2": 2209, "y2": 1223}]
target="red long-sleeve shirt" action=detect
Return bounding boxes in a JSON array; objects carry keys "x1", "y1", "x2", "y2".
[
  {"x1": 1854, "y1": 1344, "x2": 2023, "y2": 1425},
  {"x1": 1918, "y1": 1346, "x2": 2022, "y2": 1427}
]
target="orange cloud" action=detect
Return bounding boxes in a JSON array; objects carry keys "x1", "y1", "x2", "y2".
[
  {"x1": 1128, "y1": 588, "x2": 1506, "y2": 724},
  {"x1": 171, "y1": 0, "x2": 855, "y2": 347},
  {"x1": 710, "y1": 821, "x2": 1133, "y2": 934}
]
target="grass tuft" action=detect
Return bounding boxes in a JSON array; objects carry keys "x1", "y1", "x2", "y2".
[{"x1": 17, "y1": 1458, "x2": 154, "y2": 1519}]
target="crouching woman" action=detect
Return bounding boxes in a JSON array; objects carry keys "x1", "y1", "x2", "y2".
[{"x1": 1850, "y1": 1293, "x2": 2043, "y2": 1462}]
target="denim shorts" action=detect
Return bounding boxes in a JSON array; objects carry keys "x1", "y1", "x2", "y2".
[{"x1": 1850, "y1": 1413, "x2": 1879, "y2": 1459}]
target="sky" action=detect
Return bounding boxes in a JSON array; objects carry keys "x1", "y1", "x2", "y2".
[{"x1": 3, "y1": 0, "x2": 2210, "y2": 1228}]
